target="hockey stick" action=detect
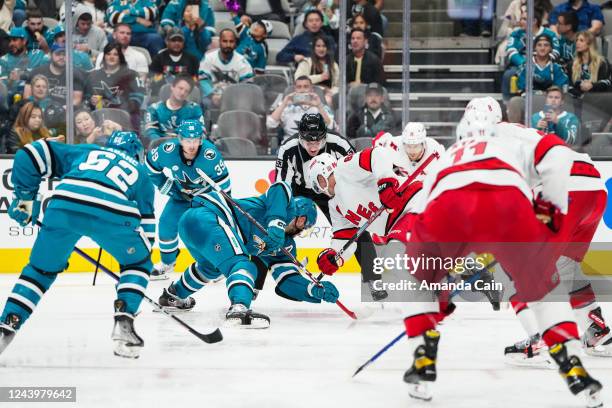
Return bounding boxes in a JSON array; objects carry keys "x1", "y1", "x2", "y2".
[
  {"x1": 194, "y1": 169, "x2": 358, "y2": 320},
  {"x1": 318, "y1": 151, "x2": 441, "y2": 281},
  {"x1": 72, "y1": 246, "x2": 223, "y2": 344},
  {"x1": 352, "y1": 257, "x2": 497, "y2": 377},
  {"x1": 91, "y1": 248, "x2": 103, "y2": 286}
]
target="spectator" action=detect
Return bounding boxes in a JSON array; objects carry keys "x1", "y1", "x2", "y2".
[
  {"x1": 6, "y1": 101, "x2": 63, "y2": 154},
  {"x1": 531, "y1": 86, "x2": 581, "y2": 145},
  {"x1": 236, "y1": 18, "x2": 271, "y2": 74},
  {"x1": 87, "y1": 43, "x2": 145, "y2": 130},
  {"x1": 557, "y1": 11, "x2": 579, "y2": 69},
  {"x1": 549, "y1": 0, "x2": 604, "y2": 36},
  {"x1": 106, "y1": 0, "x2": 165, "y2": 56},
  {"x1": 60, "y1": 1, "x2": 109, "y2": 30},
  {"x1": 347, "y1": 82, "x2": 394, "y2": 139},
  {"x1": 160, "y1": 0, "x2": 215, "y2": 37},
  {"x1": 502, "y1": 8, "x2": 559, "y2": 100},
  {"x1": 237, "y1": 0, "x2": 288, "y2": 22},
  {"x1": 95, "y1": 23, "x2": 149, "y2": 81},
  {"x1": 299, "y1": 0, "x2": 338, "y2": 32},
  {"x1": 74, "y1": 108, "x2": 122, "y2": 144},
  {"x1": 25, "y1": 44, "x2": 86, "y2": 107},
  {"x1": 267, "y1": 75, "x2": 334, "y2": 141},
  {"x1": 276, "y1": 9, "x2": 336, "y2": 65},
  {"x1": 179, "y1": 9, "x2": 215, "y2": 61},
  {"x1": 149, "y1": 27, "x2": 199, "y2": 95},
  {"x1": 295, "y1": 35, "x2": 339, "y2": 106},
  {"x1": 347, "y1": 28, "x2": 384, "y2": 86},
  {"x1": 27, "y1": 74, "x2": 52, "y2": 112},
  {"x1": 517, "y1": 34, "x2": 568, "y2": 92},
  {"x1": 24, "y1": 7, "x2": 50, "y2": 53},
  {"x1": 198, "y1": 29, "x2": 254, "y2": 107},
  {"x1": 351, "y1": 0, "x2": 383, "y2": 36},
  {"x1": 349, "y1": 13, "x2": 383, "y2": 59},
  {"x1": 1, "y1": 0, "x2": 25, "y2": 29},
  {"x1": 568, "y1": 31, "x2": 612, "y2": 96},
  {"x1": 47, "y1": 25, "x2": 94, "y2": 72},
  {"x1": 0, "y1": 27, "x2": 47, "y2": 97},
  {"x1": 145, "y1": 75, "x2": 204, "y2": 141},
  {"x1": 72, "y1": 9, "x2": 108, "y2": 59}
]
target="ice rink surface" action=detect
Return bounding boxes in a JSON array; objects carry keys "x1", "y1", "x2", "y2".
[{"x1": 0, "y1": 273, "x2": 610, "y2": 408}]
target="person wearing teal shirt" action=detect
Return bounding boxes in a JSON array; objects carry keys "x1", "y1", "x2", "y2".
[{"x1": 531, "y1": 86, "x2": 581, "y2": 145}]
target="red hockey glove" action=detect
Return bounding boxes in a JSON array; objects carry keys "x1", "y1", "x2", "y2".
[
  {"x1": 377, "y1": 177, "x2": 402, "y2": 209},
  {"x1": 533, "y1": 194, "x2": 563, "y2": 232},
  {"x1": 317, "y1": 248, "x2": 343, "y2": 275}
]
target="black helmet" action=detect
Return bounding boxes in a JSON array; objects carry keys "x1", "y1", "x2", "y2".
[{"x1": 298, "y1": 113, "x2": 327, "y2": 141}]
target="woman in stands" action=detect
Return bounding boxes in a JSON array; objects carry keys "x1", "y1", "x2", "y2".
[
  {"x1": 295, "y1": 35, "x2": 339, "y2": 107},
  {"x1": 86, "y1": 43, "x2": 144, "y2": 131},
  {"x1": 568, "y1": 31, "x2": 612, "y2": 97},
  {"x1": 6, "y1": 102, "x2": 63, "y2": 154},
  {"x1": 74, "y1": 109, "x2": 122, "y2": 145}
]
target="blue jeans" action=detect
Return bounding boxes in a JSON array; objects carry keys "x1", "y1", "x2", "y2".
[{"x1": 130, "y1": 31, "x2": 165, "y2": 56}]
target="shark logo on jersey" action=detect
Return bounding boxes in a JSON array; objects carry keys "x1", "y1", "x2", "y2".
[
  {"x1": 204, "y1": 149, "x2": 216, "y2": 160},
  {"x1": 175, "y1": 171, "x2": 203, "y2": 190},
  {"x1": 253, "y1": 235, "x2": 266, "y2": 255},
  {"x1": 163, "y1": 143, "x2": 176, "y2": 153}
]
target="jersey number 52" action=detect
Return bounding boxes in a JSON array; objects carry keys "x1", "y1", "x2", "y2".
[{"x1": 78, "y1": 151, "x2": 138, "y2": 192}]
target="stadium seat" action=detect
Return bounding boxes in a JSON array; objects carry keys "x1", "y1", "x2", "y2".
[
  {"x1": 0, "y1": 82, "x2": 8, "y2": 110},
  {"x1": 220, "y1": 84, "x2": 266, "y2": 116},
  {"x1": 92, "y1": 108, "x2": 133, "y2": 131},
  {"x1": 603, "y1": 10, "x2": 612, "y2": 37},
  {"x1": 210, "y1": 0, "x2": 227, "y2": 11},
  {"x1": 158, "y1": 83, "x2": 202, "y2": 104},
  {"x1": 148, "y1": 136, "x2": 175, "y2": 151},
  {"x1": 216, "y1": 110, "x2": 263, "y2": 144},
  {"x1": 215, "y1": 137, "x2": 258, "y2": 157},
  {"x1": 130, "y1": 46, "x2": 152, "y2": 65},
  {"x1": 347, "y1": 84, "x2": 391, "y2": 113},
  {"x1": 578, "y1": 93, "x2": 612, "y2": 133},
  {"x1": 268, "y1": 21, "x2": 291, "y2": 40},
  {"x1": 252, "y1": 74, "x2": 289, "y2": 109}
]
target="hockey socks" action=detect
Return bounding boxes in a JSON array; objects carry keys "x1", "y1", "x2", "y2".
[
  {"x1": 226, "y1": 261, "x2": 257, "y2": 309},
  {"x1": 116, "y1": 265, "x2": 150, "y2": 315},
  {"x1": 171, "y1": 263, "x2": 215, "y2": 300}
]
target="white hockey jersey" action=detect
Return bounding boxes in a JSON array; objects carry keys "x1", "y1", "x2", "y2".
[
  {"x1": 375, "y1": 135, "x2": 446, "y2": 183},
  {"x1": 328, "y1": 146, "x2": 431, "y2": 257},
  {"x1": 567, "y1": 150, "x2": 605, "y2": 193}
]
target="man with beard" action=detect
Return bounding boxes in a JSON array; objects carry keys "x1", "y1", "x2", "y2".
[
  {"x1": 198, "y1": 29, "x2": 253, "y2": 108},
  {"x1": 149, "y1": 27, "x2": 199, "y2": 95},
  {"x1": 24, "y1": 44, "x2": 85, "y2": 107},
  {"x1": 95, "y1": 24, "x2": 149, "y2": 82},
  {"x1": 0, "y1": 27, "x2": 47, "y2": 96},
  {"x1": 145, "y1": 75, "x2": 204, "y2": 141},
  {"x1": 23, "y1": 8, "x2": 50, "y2": 53}
]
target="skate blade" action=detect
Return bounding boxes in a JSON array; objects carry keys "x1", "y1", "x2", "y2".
[
  {"x1": 152, "y1": 306, "x2": 193, "y2": 313},
  {"x1": 504, "y1": 353, "x2": 554, "y2": 369},
  {"x1": 113, "y1": 341, "x2": 141, "y2": 359},
  {"x1": 578, "y1": 384, "x2": 603, "y2": 408},
  {"x1": 224, "y1": 317, "x2": 270, "y2": 329},
  {"x1": 584, "y1": 345, "x2": 612, "y2": 357},
  {"x1": 149, "y1": 274, "x2": 170, "y2": 281},
  {"x1": 407, "y1": 382, "x2": 432, "y2": 401}
]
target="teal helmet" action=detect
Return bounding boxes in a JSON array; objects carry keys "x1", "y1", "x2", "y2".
[
  {"x1": 293, "y1": 197, "x2": 317, "y2": 229},
  {"x1": 177, "y1": 119, "x2": 206, "y2": 140},
  {"x1": 106, "y1": 131, "x2": 144, "y2": 161}
]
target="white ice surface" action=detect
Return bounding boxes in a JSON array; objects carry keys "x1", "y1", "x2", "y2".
[{"x1": 0, "y1": 273, "x2": 610, "y2": 408}]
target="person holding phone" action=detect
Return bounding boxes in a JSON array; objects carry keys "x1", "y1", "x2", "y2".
[{"x1": 531, "y1": 86, "x2": 581, "y2": 145}]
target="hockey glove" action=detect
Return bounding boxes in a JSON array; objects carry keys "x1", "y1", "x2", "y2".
[
  {"x1": 317, "y1": 248, "x2": 343, "y2": 275},
  {"x1": 533, "y1": 194, "x2": 562, "y2": 232},
  {"x1": 8, "y1": 194, "x2": 41, "y2": 227},
  {"x1": 263, "y1": 219, "x2": 286, "y2": 252},
  {"x1": 377, "y1": 177, "x2": 402, "y2": 209},
  {"x1": 308, "y1": 281, "x2": 339, "y2": 303}
]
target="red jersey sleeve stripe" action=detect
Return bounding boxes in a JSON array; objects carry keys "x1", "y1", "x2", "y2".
[
  {"x1": 570, "y1": 161, "x2": 600, "y2": 178},
  {"x1": 534, "y1": 134, "x2": 566, "y2": 166},
  {"x1": 358, "y1": 147, "x2": 373, "y2": 172}
]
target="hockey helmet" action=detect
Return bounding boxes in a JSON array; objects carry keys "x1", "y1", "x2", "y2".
[
  {"x1": 177, "y1": 119, "x2": 206, "y2": 141},
  {"x1": 293, "y1": 197, "x2": 318, "y2": 229},
  {"x1": 298, "y1": 113, "x2": 327, "y2": 142},
  {"x1": 106, "y1": 131, "x2": 144, "y2": 161},
  {"x1": 464, "y1": 97, "x2": 502, "y2": 126},
  {"x1": 455, "y1": 119, "x2": 469, "y2": 141},
  {"x1": 372, "y1": 131, "x2": 395, "y2": 148},
  {"x1": 458, "y1": 117, "x2": 495, "y2": 140},
  {"x1": 401, "y1": 122, "x2": 427, "y2": 145},
  {"x1": 308, "y1": 153, "x2": 337, "y2": 197}
]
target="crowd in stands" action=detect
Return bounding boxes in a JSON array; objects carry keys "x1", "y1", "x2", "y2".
[{"x1": 0, "y1": 0, "x2": 608, "y2": 156}]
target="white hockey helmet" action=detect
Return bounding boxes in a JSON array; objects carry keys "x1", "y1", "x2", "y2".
[
  {"x1": 308, "y1": 153, "x2": 337, "y2": 197},
  {"x1": 455, "y1": 119, "x2": 469, "y2": 141},
  {"x1": 464, "y1": 97, "x2": 502, "y2": 126},
  {"x1": 459, "y1": 117, "x2": 496, "y2": 140},
  {"x1": 401, "y1": 122, "x2": 427, "y2": 145}
]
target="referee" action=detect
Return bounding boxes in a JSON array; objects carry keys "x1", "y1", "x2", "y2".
[{"x1": 275, "y1": 113, "x2": 388, "y2": 301}]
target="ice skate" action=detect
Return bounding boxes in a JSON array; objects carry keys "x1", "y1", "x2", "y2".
[
  {"x1": 157, "y1": 285, "x2": 196, "y2": 312},
  {"x1": 150, "y1": 261, "x2": 174, "y2": 281},
  {"x1": 583, "y1": 307, "x2": 612, "y2": 357},
  {"x1": 111, "y1": 300, "x2": 144, "y2": 359},
  {"x1": 549, "y1": 342, "x2": 603, "y2": 408},
  {"x1": 224, "y1": 303, "x2": 270, "y2": 329},
  {"x1": 504, "y1": 333, "x2": 552, "y2": 368},
  {"x1": 366, "y1": 280, "x2": 388, "y2": 302},
  {"x1": 0, "y1": 314, "x2": 20, "y2": 355},
  {"x1": 404, "y1": 330, "x2": 440, "y2": 401}
]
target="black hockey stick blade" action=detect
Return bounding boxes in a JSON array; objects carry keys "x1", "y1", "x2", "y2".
[{"x1": 352, "y1": 361, "x2": 370, "y2": 378}]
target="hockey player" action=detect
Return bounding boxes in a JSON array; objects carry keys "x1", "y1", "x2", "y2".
[
  {"x1": 464, "y1": 98, "x2": 612, "y2": 361},
  {"x1": 396, "y1": 118, "x2": 602, "y2": 405},
  {"x1": 157, "y1": 182, "x2": 339, "y2": 328},
  {"x1": 145, "y1": 119, "x2": 230, "y2": 280},
  {"x1": 0, "y1": 132, "x2": 155, "y2": 359},
  {"x1": 308, "y1": 139, "x2": 428, "y2": 281}
]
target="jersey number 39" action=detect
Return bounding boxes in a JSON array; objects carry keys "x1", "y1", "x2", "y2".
[{"x1": 78, "y1": 151, "x2": 138, "y2": 192}]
